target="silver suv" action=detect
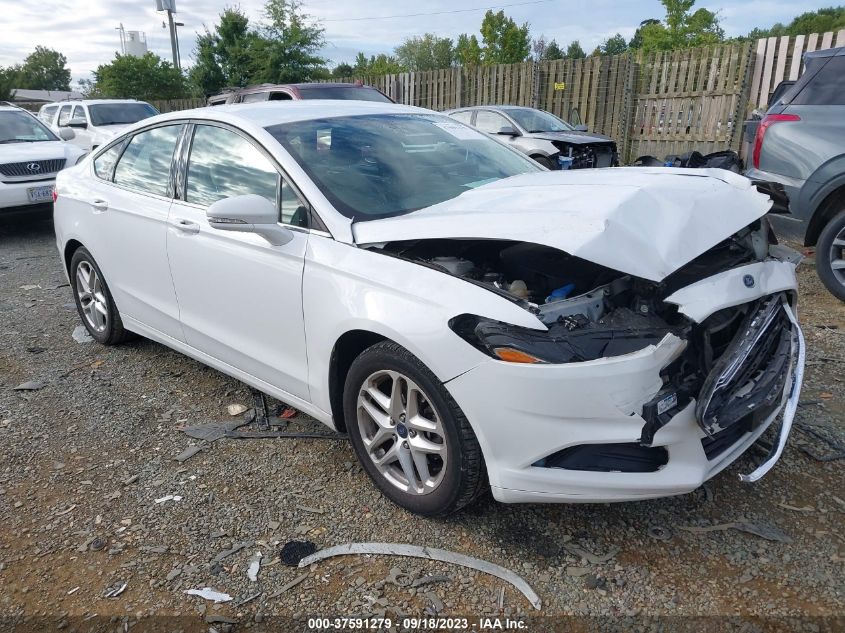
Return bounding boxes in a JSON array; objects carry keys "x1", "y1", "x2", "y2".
[{"x1": 746, "y1": 46, "x2": 845, "y2": 301}]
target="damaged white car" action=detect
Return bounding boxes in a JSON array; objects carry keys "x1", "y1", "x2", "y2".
[{"x1": 54, "y1": 101, "x2": 805, "y2": 516}]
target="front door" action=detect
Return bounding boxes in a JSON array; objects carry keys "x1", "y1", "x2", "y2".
[{"x1": 166, "y1": 123, "x2": 311, "y2": 400}]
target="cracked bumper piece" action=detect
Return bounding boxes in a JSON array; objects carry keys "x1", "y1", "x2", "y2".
[{"x1": 445, "y1": 289, "x2": 803, "y2": 504}]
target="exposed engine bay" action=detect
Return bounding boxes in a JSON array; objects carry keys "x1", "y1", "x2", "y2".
[{"x1": 553, "y1": 141, "x2": 618, "y2": 169}]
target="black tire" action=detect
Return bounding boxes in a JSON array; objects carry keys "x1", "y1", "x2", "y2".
[
  {"x1": 816, "y1": 209, "x2": 845, "y2": 302},
  {"x1": 343, "y1": 340, "x2": 487, "y2": 517},
  {"x1": 532, "y1": 155, "x2": 555, "y2": 170},
  {"x1": 69, "y1": 246, "x2": 134, "y2": 345}
]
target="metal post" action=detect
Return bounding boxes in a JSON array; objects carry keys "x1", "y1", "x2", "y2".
[{"x1": 167, "y1": 9, "x2": 179, "y2": 69}]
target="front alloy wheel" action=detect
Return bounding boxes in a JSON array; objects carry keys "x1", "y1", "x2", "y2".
[
  {"x1": 344, "y1": 340, "x2": 486, "y2": 516},
  {"x1": 356, "y1": 369, "x2": 448, "y2": 495}
]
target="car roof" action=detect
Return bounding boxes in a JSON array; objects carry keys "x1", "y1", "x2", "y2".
[
  {"x1": 450, "y1": 105, "x2": 531, "y2": 111},
  {"x1": 42, "y1": 99, "x2": 148, "y2": 108},
  {"x1": 804, "y1": 45, "x2": 845, "y2": 60},
  {"x1": 150, "y1": 100, "x2": 430, "y2": 129}
]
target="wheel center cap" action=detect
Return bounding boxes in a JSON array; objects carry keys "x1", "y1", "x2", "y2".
[{"x1": 396, "y1": 423, "x2": 408, "y2": 439}]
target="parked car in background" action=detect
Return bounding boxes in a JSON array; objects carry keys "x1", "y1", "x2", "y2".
[
  {"x1": 446, "y1": 105, "x2": 618, "y2": 170},
  {"x1": 0, "y1": 103, "x2": 84, "y2": 214},
  {"x1": 207, "y1": 82, "x2": 393, "y2": 106},
  {"x1": 745, "y1": 46, "x2": 845, "y2": 301},
  {"x1": 39, "y1": 99, "x2": 159, "y2": 151},
  {"x1": 54, "y1": 101, "x2": 803, "y2": 516}
]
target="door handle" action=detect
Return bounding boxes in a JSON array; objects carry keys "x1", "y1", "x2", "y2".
[
  {"x1": 90, "y1": 198, "x2": 108, "y2": 212},
  {"x1": 171, "y1": 218, "x2": 201, "y2": 235}
]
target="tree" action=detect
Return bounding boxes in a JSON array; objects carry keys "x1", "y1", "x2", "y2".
[
  {"x1": 746, "y1": 7, "x2": 845, "y2": 39},
  {"x1": 92, "y1": 53, "x2": 187, "y2": 100},
  {"x1": 332, "y1": 62, "x2": 354, "y2": 78},
  {"x1": 479, "y1": 10, "x2": 530, "y2": 64},
  {"x1": 565, "y1": 40, "x2": 586, "y2": 59},
  {"x1": 15, "y1": 46, "x2": 71, "y2": 90},
  {"x1": 533, "y1": 36, "x2": 565, "y2": 61},
  {"x1": 629, "y1": 18, "x2": 661, "y2": 48},
  {"x1": 395, "y1": 33, "x2": 454, "y2": 70},
  {"x1": 189, "y1": 8, "x2": 256, "y2": 95},
  {"x1": 352, "y1": 52, "x2": 405, "y2": 75},
  {"x1": 638, "y1": 0, "x2": 723, "y2": 52},
  {"x1": 545, "y1": 39, "x2": 565, "y2": 60},
  {"x1": 0, "y1": 68, "x2": 14, "y2": 100},
  {"x1": 597, "y1": 33, "x2": 628, "y2": 56},
  {"x1": 455, "y1": 33, "x2": 482, "y2": 66},
  {"x1": 251, "y1": 0, "x2": 328, "y2": 83}
]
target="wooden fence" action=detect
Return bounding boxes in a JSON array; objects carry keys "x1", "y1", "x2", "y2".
[
  {"x1": 10, "y1": 29, "x2": 842, "y2": 163},
  {"x1": 748, "y1": 28, "x2": 845, "y2": 110}
]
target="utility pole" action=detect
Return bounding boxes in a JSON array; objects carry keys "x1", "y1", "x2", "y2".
[{"x1": 156, "y1": 0, "x2": 180, "y2": 70}]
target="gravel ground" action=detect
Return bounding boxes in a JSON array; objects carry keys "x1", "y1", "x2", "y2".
[{"x1": 1, "y1": 212, "x2": 843, "y2": 629}]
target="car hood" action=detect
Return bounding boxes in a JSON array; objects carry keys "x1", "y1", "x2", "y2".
[
  {"x1": 353, "y1": 167, "x2": 772, "y2": 282},
  {"x1": 526, "y1": 130, "x2": 614, "y2": 144},
  {"x1": 1, "y1": 140, "x2": 82, "y2": 162}
]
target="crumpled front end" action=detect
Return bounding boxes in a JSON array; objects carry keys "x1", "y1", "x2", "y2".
[{"x1": 444, "y1": 241, "x2": 804, "y2": 503}]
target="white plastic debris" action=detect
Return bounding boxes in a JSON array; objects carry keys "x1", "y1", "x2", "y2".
[
  {"x1": 184, "y1": 587, "x2": 233, "y2": 603},
  {"x1": 247, "y1": 551, "x2": 262, "y2": 582},
  {"x1": 154, "y1": 494, "x2": 183, "y2": 504},
  {"x1": 103, "y1": 581, "x2": 127, "y2": 598},
  {"x1": 227, "y1": 403, "x2": 248, "y2": 416},
  {"x1": 298, "y1": 542, "x2": 542, "y2": 610}
]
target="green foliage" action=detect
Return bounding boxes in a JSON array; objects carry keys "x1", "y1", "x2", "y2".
[
  {"x1": 629, "y1": 19, "x2": 661, "y2": 48},
  {"x1": 479, "y1": 10, "x2": 531, "y2": 64},
  {"x1": 92, "y1": 53, "x2": 187, "y2": 100},
  {"x1": 638, "y1": 0, "x2": 724, "y2": 52},
  {"x1": 455, "y1": 34, "x2": 482, "y2": 66},
  {"x1": 565, "y1": 41, "x2": 586, "y2": 59},
  {"x1": 11, "y1": 46, "x2": 71, "y2": 91},
  {"x1": 395, "y1": 33, "x2": 454, "y2": 70},
  {"x1": 597, "y1": 33, "x2": 629, "y2": 55},
  {"x1": 188, "y1": 1, "x2": 327, "y2": 96},
  {"x1": 0, "y1": 68, "x2": 14, "y2": 100},
  {"x1": 353, "y1": 53, "x2": 405, "y2": 75},
  {"x1": 251, "y1": 0, "x2": 327, "y2": 83},
  {"x1": 544, "y1": 39, "x2": 565, "y2": 60},
  {"x1": 332, "y1": 62, "x2": 354, "y2": 78},
  {"x1": 746, "y1": 6, "x2": 845, "y2": 39}
]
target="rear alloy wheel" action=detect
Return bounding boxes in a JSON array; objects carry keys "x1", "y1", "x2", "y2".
[
  {"x1": 344, "y1": 341, "x2": 486, "y2": 516},
  {"x1": 70, "y1": 247, "x2": 133, "y2": 345},
  {"x1": 816, "y1": 209, "x2": 845, "y2": 302}
]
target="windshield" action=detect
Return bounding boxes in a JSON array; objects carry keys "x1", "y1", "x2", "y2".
[
  {"x1": 266, "y1": 114, "x2": 540, "y2": 221},
  {"x1": 295, "y1": 86, "x2": 392, "y2": 103},
  {"x1": 89, "y1": 103, "x2": 158, "y2": 126},
  {"x1": 507, "y1": 108, "x2": 574, "y2": 133},
  {"x1": 0, "y1": 110, "x2": 58, "y2": 144}
]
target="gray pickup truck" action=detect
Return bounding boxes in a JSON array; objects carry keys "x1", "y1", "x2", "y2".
[{"x1": 745, "y1": 46, "x2": 845, "y2": 301}]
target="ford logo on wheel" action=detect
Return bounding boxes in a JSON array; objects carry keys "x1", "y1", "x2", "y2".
[
  {"x1": 26, "y1": 163, "x2": 41, "y2": 172},
  {"x1": 743, "y1": 274, "x2": 755, "y2": 288}
]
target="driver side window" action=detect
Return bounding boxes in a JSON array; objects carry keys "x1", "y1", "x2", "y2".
[
  {"x1": 474, "y1": 110, "x2": 509, "y2": 134},
  {"x1": 186, "y1": 125, "x2": 308, "y2": 227}
]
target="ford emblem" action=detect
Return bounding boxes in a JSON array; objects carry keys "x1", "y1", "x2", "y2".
[
  {"x1": 743, "y1": 274, "x2": 755, "y2": 288},
  {"x1": 26, "y1": 162, "x2": 41, "y2": 172}
]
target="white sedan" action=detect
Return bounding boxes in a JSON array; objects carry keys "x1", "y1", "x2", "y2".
[{"x1": 54, "y1": 101, "x2": 804, "y2": 516}]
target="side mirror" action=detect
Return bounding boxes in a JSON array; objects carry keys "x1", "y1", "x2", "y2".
[
  {"x1": 67, "y1": 118, "x2": 88, "y2": 129},
  {"x1": 58, "y1": 128, "x2": 75, "y2": 141},
  {"x1": 497, "y1": 126, "x2": 519, "y2": 136},
  {"x1": 206, "y1": 194, "x2": 293, "y2": 246},
  {"x1": 573, "y1": 124, "x2": 588, "y2": 132}
]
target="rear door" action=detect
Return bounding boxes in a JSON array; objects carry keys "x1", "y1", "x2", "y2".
[
  {"x1": 83, "y1": 124, "x2": 185, "y2": 340},
  {"x1": 166, "y1": 122, "x2": 311, "y2": 400}
]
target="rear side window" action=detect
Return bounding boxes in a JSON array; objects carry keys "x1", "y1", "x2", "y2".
[
  {"x1": 40, "y1": 105, "x2": 58, "y2": 123},
  {"x1": 240, "y1": 92, "x2": 270, "y2": 103},
  {"x1": 113, "y1": 125, "x2": 181, "y2": 196},
  {"x1": 93, "y1": 143, "x2": 125, "y2": 180},
  {"x1": 450, "y1": 111, "x2": 474, "y2": 125},
  {"x1": 185, "y1": 125, "x2": 279, "y2": 209},
  {"x1": 792, "y1": 57, "x2": 845, "y2": 105}
]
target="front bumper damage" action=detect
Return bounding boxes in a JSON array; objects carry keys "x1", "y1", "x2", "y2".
[{"x1": 445, "y1": 258, "x2": 804, "y2": 503}]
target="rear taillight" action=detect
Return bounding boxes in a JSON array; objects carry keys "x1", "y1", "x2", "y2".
[
  {"x1": 52, "y1": 187, "x2": 58, "y2": 203},
  {"x1": 752, "y1": 113, "x2": 800, "y2": 170}
]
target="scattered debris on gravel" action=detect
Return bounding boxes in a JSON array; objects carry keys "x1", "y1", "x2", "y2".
[{"x1": 1, "y1": 215, "x2": 843, "y2": 625}]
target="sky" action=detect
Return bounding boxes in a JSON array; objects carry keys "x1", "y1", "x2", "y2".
[{"x1": 0, "y1": 0, "x2": 832, "y2": 84}]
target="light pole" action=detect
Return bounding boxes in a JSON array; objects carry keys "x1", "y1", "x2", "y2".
[
  {"x1": 155, "y1": 0, "x2": 180, "y2": 70},
  {"x1": 174, "y1": 22, "x2": 184, "y2": 70}
]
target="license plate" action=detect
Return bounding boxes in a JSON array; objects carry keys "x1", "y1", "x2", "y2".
[
  {"x1": 27, "y1": 185, "x2": 54, "y2": 203},
  {"x1": 656, "y1": 392, "x2": 678, "y2": 416}
]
